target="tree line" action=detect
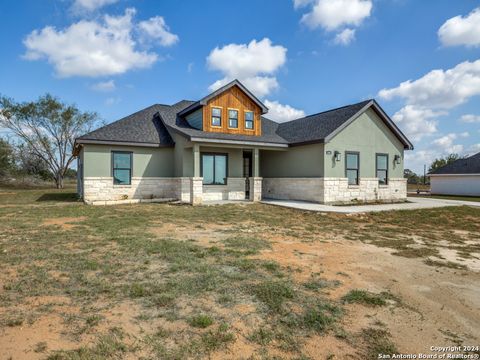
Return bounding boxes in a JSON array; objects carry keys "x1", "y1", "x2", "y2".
[{"x1": 404, "y1": 153, "x2": 463, "y2": 185}]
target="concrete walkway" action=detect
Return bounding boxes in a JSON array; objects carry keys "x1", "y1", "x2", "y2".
[{"x1": 261, "y1": 197, "x2": 480, "y2": 213}]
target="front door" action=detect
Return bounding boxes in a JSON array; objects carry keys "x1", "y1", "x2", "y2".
[{"x1": 243, "y1": 151, "x2": 252, "y2": 199}]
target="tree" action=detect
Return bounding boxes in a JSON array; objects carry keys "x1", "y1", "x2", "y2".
[
  {"x1": 404, "y1": 168, "x2": 420, "y2": 184},
  {"x1": 0, "y1": 138, "x2": 15, "y2": 177},
  {"x1": 0, "y1": 94, "x2": 97, "y2": 188},
  {"x1": 428, "y1": 153, "x2": 461, "y2": 174},
  {"x1": 15, "y1": 144, "x2": 51, "y2": 180}
]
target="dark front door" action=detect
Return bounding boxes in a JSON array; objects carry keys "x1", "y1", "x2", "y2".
[{"x1": 243, "y1": 151, "x2": 252, "y2": 199}]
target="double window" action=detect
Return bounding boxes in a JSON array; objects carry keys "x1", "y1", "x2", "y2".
[
  {"x1": 245, "y1": 111, "x2": 254, "y2": 129},
  {"x1": 228, "y1": 109, "x2": 238, "y2": 128},
  {"x1": 201, "y1": 153, "x2": 228, "y2": 185},
  {"x1": 345, "y1": 152, "x2": 359, "y2": 185},
  {"x1": 376, "y1": 154, "x2": 389, "y2": 185},
  {"x1": 112, "y1": 151, "x2": 132, "y2": 185},
  {"x1": 211, "y1": 107, "x2": 222, "y2": 127}
]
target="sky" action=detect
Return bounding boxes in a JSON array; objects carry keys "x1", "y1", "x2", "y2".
[{"x1": 0, "y1": 0, "x2": 480, "y2": 173}]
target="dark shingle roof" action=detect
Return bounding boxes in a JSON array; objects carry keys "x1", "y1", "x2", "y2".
[
  {"x1": 430, "y1": 152, "x2": 480, "y2": 175},
  {"x1": 76, "y1": 97, "x2": 412, "y2": 149},
  {"x1": 77, "y1": 104, "x2": 174, "y2": 146},
  {"x1": 276, "y1": 100, "x2": 371, "y2": 145},
  {"x1": 157, "y1": 100, "x2": 287, "y2": 145}
]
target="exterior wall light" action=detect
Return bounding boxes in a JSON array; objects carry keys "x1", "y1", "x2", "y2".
[
  {"x1": 394, "y1": 155, "x2": 401, "y2": 164},
  {"x1": 334, "y1": 151, "x2": 341, "y2": 162}
]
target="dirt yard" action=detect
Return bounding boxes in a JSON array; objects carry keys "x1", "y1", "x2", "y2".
[{"x1": 0, "y1": 188, "x2": 479, "y2": 359}]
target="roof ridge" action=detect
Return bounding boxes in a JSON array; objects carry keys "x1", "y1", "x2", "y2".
[{"x1": 280, "y1": 99, "x2": 373, "y2": 125}]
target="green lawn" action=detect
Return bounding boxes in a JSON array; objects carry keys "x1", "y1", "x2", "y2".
[{"x1": 0, "y1": 187, "x2": 479, "y2": 359}]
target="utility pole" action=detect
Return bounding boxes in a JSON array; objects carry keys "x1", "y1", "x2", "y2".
[{"x1": 423, "y1": 164, "x2": 426, "y2": 185}]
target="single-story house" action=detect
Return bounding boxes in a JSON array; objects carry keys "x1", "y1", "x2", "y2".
[
  {"x1": 429, "y1": 152, "x2": 480, "y2": 196},
  {"x1": 73, "y1": 79, "x2": 413, "y2": 205}
]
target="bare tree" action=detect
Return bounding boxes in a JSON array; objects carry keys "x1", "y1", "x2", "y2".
[{"x1": 0, "y1": 94, "x2": 97, "y2": 188}]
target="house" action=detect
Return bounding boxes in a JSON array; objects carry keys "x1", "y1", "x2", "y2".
[
  {"x1": 73, "y1": 80, "x2": 413, "y2": 205},
  {"x1": 429, "y1": 152, "x2": 480, "y2": 196}
]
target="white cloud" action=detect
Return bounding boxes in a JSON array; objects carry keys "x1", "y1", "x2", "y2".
[
  {"x1": 23, "y1": 8, "x2": 178, "y2": 78},
  {"x1": 264, "y1": 100, "x2": 306, "y2": 122},
  {"x1": 438, "y1": 7, "x2": 480, "y2": 47},
  {"x1": 404, "y1": 132, "x2": 469, "y2": 173},
  {"x1": 391, "y1": 105, "x2": 443, "y2": 142},
  {"x1": 334, "y1": 28, "x2": 355, "y2": 45},
  {"x1": 72, "y1": 0, "x2": 118, "y2": 12},
  {"x1": 206, "y1": 38, "x2": 287, "y2": 98},
  {"x1": 432, "y1": 132, "x2": 468, "y2": 154},
  {"x1": 293, "y1": 0, "x2": 315, "y2": 9},
  {"x1": 138, "y1": 16, "x2": 179, "y2": 47},
  {"x1": 91, "y1": 79, "x2": 115, "y2": 92},
  {"x1": 467, "y1": 143, "x2": 480, "y2": 154},
  {"x1": 378, "y1": 59, "x2": 480, "y2": 109},
  {"x1": 187, "y1": 62, "x2": 194, "y2": 73},
  {"x1": 460, "y1": 114, "x2": 480, "y2": 123},
  {"x1": 300, "y1": 0, "x2": 372, "y2": 31}
]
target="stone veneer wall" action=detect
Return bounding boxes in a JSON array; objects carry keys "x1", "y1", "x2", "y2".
[
  {"x1": 262, "y1": 178, "x2": 325, "y2": 202},
  {"x1": 83, "y1": 177, "x2": 179, "y2": 204},
  {"x1": 249, "y1": 177, "x2": 262, "y2": 202},
  {"x1": 202, "y1": 177, "x2": 245, "y2": 201},
  {"x1": 83, "y1": 176, "x2": 247, "y2": 204},
  {"x1": 322, "y1": 178, "x2": 406, "y2": 204},
  {"x1": 262, "y1": 177, "x2": 407, "y2": 204}
]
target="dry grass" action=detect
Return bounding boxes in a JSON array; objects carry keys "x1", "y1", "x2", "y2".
[{"x1": 0, "y1": 187, "x2": 479, "y2": 359}]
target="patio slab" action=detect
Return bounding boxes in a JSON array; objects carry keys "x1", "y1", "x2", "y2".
[{"x1": 261, "y1": 197, "x2": 480, "y2": 213}]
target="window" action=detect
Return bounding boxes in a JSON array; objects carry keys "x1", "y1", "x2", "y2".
[
  {"x1": 112, "y1": 151, "x2": 132, "y2": 185},
  {"x1": 201, "y1": 153, "x2": 227, "y2": 185},
  {"x1": 376, "y1": 154, "x2": 389, "y2": 185},
  {"x1": 345, "y1": 152, "x2": 359, "y2": 185},
  {"x1": 228, "y1": 109, "x2": 238, "y2": 128},
  {"x1": 211, "y1": 107, "x2": 222, "y2": 127},
  {"x1": 245, "y1": 111, "x2": 254, "y2": 129}
]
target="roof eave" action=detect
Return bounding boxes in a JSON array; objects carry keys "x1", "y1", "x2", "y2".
[{"x1": 322, "y1": 100, "x2": 414, "y2": 150}]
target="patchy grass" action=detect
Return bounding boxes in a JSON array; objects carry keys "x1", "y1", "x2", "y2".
[
  {"x1": 341, "y1": 290, "x2": 393, "y2": 306},
  {"x1": 0, "y1": 187, "x2": 479, "y2": 359},
  {"x1": 189, "y1": 314, "x2": 214, "y2": 328}
]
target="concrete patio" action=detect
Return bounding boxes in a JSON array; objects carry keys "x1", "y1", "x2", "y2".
[{"x1": 261, "y1": 196, "x2": 480, "y2": 213}]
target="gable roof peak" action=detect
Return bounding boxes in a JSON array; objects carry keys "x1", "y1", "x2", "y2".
[{"x1": 178, "y1": 79, "x2": 269, "y2": 116}]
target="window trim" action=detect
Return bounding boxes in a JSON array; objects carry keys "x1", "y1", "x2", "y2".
[
  {"x1": 200, "y1": 152, "x2": 229, "y2": 186},
  {"x1": 211, "y1": 106, "x2": 222, "y2": 128},
  {"x1": 227, "y1": 108, "x2": 239, "y2": 129},
  {"x1": 244, "y1": 110, "x2": 254, "y2": 130},
  {"x1": 376, "y1": 153, "x2": 389, "y2": 185},
  {"x1": 111, "y1": 151, "x2": 133, "y2": 186},
  {"x1": 345, "y1": 151, "x2": 360, "y2": 186}
]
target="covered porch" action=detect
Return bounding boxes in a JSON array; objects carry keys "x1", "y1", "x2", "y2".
[{"x1": 183, "y1": 141, "x2": 285, "y2": 205}]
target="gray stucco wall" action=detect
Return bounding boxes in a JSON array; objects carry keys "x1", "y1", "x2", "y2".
[
  {"x1": 260, "y1": 143, "x2": 324, "y2": 177},
  {"x1": 172, "y1": 133, "x2": 194, "y2": 177},
  {"x1": 324, "y1": 108, "x2": 405, "y2": 178},
  {"x1": 83, "y1": 144, "x2": 174, "y2": 178}
]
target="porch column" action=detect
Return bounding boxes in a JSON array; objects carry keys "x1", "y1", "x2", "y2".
[
  {"x1": 249, "y1": 148, "x2": 262, "y2": 202},
  {"x1": 191, "y1": 144, "x2": 203, "y2": 205}
]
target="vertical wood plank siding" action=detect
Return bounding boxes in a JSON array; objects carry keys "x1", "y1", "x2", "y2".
[{"x1": 202, "y1": 85, "x2": 262, "y2": 136}]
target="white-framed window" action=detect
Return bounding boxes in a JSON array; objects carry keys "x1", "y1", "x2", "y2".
[
  {"x1": 228, "y1": 109, "x2": 238, "y2": 128},
  {"x1": 245, "y1": 111, "x2": 254, "y2": 129},
  {"x1": 211, "y1": 107, "x2": 222, "y2": 127}
]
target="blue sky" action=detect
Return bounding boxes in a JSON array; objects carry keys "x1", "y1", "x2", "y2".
[{"x1": 1, "y1": 0, "x2": 480, "y2": 173}]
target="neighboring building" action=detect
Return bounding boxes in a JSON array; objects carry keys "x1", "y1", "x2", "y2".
[
  {"x1": 429, "y1": 152, "x2": 480, "y2": 196},
  {"x1": 74, "y1": 80, "x2": 413, "y2": 205}
]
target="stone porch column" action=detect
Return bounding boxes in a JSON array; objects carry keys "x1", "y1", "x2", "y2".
[
  {"x1": 249, "y1": 148, "x2": 262, "y2": 201},
  {"x1": 191, "y1": 144, "x2": 203, "y2": 205}
]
